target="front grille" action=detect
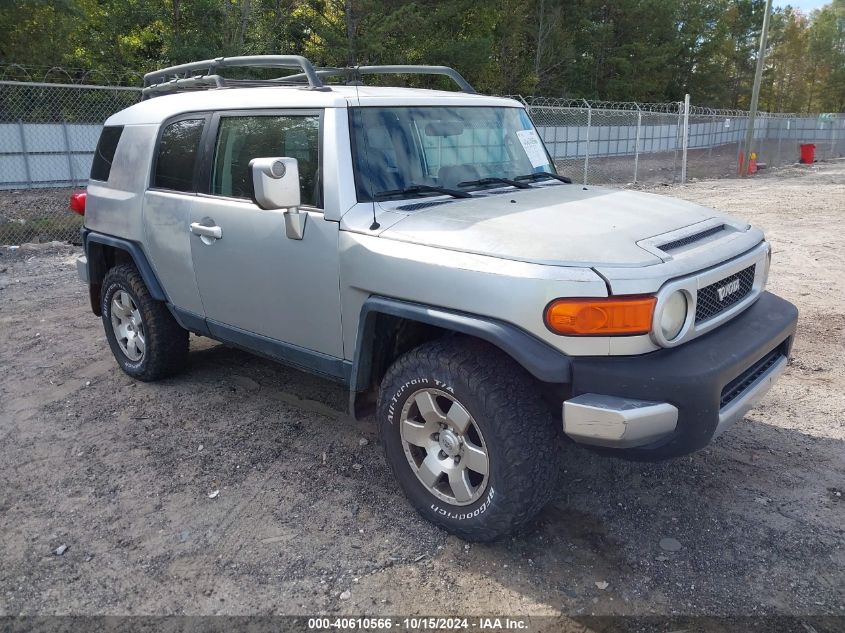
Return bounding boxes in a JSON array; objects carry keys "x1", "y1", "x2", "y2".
[
  {"x1": 695, "y1": 264, "x2": 756, "y2": 323},
  {"x1": 659, "y1": 224, "x2": 725, "y2": 251},
  {"x1": 720, "y1": 347, "x2": 784, "y2": 408}
]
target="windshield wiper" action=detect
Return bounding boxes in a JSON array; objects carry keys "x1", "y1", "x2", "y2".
[
  {"x1": 457, "y1": 177, "x2": 531, "y2": 190},
  {"x1": 514, "y1": 172, "x2": 572, "y2": 184},
  {"x1": 375, "y1": 184, "x2": 472, "y2": 200}
]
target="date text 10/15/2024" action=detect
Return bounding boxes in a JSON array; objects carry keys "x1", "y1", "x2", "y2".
[{"x1": 307, "y1": 617, "x2": 530, "y2": 630}]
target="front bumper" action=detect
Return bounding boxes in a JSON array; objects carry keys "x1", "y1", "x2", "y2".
[{"x1": 562, "y1": 291, "x2": 798, "y2": 460}]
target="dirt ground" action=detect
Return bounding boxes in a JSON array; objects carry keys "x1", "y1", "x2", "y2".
[{"x1": 0, "y1": 162, "x2": 843, "y2": 621}]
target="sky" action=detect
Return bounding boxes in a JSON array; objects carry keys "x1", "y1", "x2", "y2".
[{"x1": 777, "y1": 0, "x2": 830, "y2": 11}]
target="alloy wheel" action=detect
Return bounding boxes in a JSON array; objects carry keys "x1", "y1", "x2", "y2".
[
  {"x1": 400, "y1": 388, "x2": 490, "y2": 506},
  {"x1": 110, "y1": 290, "x2": 145, "y2": 362}
]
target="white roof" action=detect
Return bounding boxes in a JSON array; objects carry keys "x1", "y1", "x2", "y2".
[{"x1": 107, "y1": 85, "x2": 522, "y2": 125}]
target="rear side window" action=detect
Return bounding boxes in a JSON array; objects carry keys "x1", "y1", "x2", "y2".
[
  {"x1": 153, "y1": 119, "x2": 205, "y2": 192},
  {"x1": 90, "y1": 126, "x2": 123, "y2": 182}
]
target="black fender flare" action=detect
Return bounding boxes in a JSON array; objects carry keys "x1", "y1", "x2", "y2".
[
  {"x1": 83, "y1": 230, "x2": 168, "y2": 312},
  {"x1": 350, "y1": 296, "x2": 572, "y2": 394}
]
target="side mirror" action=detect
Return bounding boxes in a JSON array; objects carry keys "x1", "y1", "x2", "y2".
[{"x1": 249, "y1": 157, "x2": 307, "y2": 240}]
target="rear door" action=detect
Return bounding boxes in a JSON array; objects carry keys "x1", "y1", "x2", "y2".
[
  {"x1": 143, "y1": 114, "x2": 210, "y2": 317},
  {"x1": 188, "y1": 109, "x2": 344, "y2": 361}
]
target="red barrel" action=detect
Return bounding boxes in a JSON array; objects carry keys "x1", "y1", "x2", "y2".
[{"x1": 800, "y1": 143, "x2": 816, "y2": 164}]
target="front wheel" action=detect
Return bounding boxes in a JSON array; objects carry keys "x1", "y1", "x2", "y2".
[{"x1": 377, "y1": 338, "x2": 560, "y2": 541}]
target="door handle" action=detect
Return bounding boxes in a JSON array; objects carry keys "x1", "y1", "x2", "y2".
[{"x1": 190, "y1": 222, "x2": 222, "y2": 240}]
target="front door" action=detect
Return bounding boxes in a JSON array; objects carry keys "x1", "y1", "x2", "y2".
[{"x1": 188, "y1": 110, "x2": 344, "y2": 363}]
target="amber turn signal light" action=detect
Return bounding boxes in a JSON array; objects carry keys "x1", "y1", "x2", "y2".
[{"x1": 544, "y1": 296, "x2": 656, "y2": 336}]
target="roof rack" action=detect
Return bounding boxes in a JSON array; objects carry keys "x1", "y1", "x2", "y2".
[
  {"x1": 142, "y1": 55, "x2": 328, "y2": 99},
  {"x1": 279, "y1": 65, "x2": 476, "y2": 94},
  {"x1": 141, "y1": 55, "x2": 477, "y2": 99}
]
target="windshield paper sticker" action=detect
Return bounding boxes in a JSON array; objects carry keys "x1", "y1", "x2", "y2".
[{"x1": 516, "y1": 129, "x2": 548, "y2": 168}]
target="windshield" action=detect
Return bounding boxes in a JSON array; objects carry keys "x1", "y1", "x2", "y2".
[{"x1": 349, "y1": 106, "x2": 555, "y2": 202}]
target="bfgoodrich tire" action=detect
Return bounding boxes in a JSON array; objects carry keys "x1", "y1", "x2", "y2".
[
  {"x1": 377, "y1": 338, "x2": 560, "y2": 541},
  {"x1": 101, "y1": 264, "x2": 188, "y2": 381}
]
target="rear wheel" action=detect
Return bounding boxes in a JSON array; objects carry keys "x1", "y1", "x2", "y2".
[
  {"x1": 101, "y1": 264, "x2": 188, "y2": 381},
  {"x1": 377, "y1": 338, "x2": 559, "y2": 541}
]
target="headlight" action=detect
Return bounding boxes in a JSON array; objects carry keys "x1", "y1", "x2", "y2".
[{"x1": 660, "y1": 291, "x2": 688, "y2": 341}]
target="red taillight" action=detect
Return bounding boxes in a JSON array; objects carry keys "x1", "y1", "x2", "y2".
[{"x1": 69, "y1": 191, "x2": 86, "y2": 215}]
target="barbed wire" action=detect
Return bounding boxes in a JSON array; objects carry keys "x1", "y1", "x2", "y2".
[
  {"x1": 523, "y1": 97, "x2": 678, "y2": 113},
  {"x1": 0, "y1": 63, "x2": 144, "y2": 87},
  {"x1": 518, "y1": 95, "x2": 841, "y2": 119}
]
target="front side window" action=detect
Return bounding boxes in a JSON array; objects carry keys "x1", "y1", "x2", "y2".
[
  {"x1": 153, "y1": 118, "x2": 205, "y2": 192},
  {"x1": 350, "y1": 106, "x2": 554, "y2": 201},
  {"x1": 211, "y1": 115, "x2": 321, "y2": 207}
]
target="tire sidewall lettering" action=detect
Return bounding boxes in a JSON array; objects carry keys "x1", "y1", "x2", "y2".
[
  {"x1": 102, "y1": 280, "x2": 121, "y2": 315},
  {"x1": 430, "y1": 486, "x2": 496, "y2": 521},
  {"x1": 387, "y1": 377, "x2": 454, "y2": 423}
]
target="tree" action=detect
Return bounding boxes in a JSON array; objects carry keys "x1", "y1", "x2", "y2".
[
  {"x1": 0, "y1": 0, "x2": 842, "y2": 110},
  {"x1": 533, "y1": 0, "x2": 564, "y2": 85},
  {"x1": 763, "y1": 7, "x2": 811, "y2": 112},
  {"x1": 0, "y1": 0, "x2": 91, "y2": 74},
  {"x1": 805, "y1": 1, "x2": 845, "y2": 111}
]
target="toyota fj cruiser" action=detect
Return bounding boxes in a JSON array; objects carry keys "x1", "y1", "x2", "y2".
[{"x1": 75, "y1": 56, "x2": 798, "y2": 541}]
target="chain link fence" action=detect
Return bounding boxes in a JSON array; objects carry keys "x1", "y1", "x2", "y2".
[
  {"x1": 525, "y1": 96, "x2": 845, "y2": 186},
  {"x1": 0, "y1": 80, "x2": 141, "y2": 244},
  {"x1": 0, "y1": 75, "x2": 843, "y2": 245}
]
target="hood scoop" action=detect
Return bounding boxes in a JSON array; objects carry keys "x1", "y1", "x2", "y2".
[
  {"x1": 637, "y1": 218, "x2": 744, "y2": 261},
  {"x1": 658, "y1": 224, "x2": 726, "y2": 252}
]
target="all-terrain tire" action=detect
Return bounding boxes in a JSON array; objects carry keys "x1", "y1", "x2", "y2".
[
  {"x1": 377, "y1": 337, "x2": 560, "y2": 541},
  {"x1": 101, "y1": 264, "x2": 188, "y2": 381}
]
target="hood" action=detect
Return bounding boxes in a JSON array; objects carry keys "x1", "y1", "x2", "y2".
[{"x1": 378, "y1": 185, "x2": 735, "y2": 267}]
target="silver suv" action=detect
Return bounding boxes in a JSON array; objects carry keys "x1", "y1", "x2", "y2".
[{"x1": 75, "y1": 56, "x2": 798, "y2": 541}]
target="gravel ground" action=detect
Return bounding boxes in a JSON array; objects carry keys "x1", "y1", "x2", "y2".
[{"x1": 0, "y1": 162, "x2": 843, "y2": 621}]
